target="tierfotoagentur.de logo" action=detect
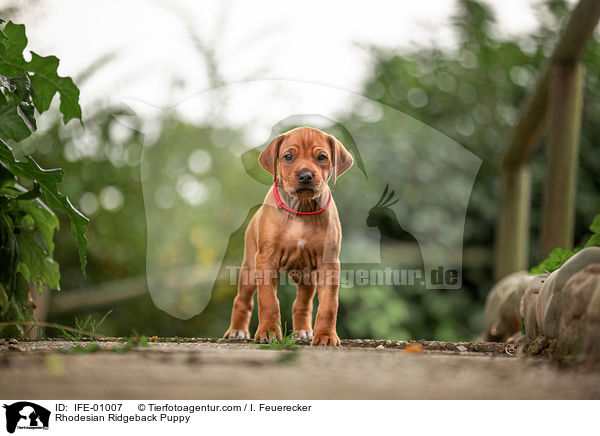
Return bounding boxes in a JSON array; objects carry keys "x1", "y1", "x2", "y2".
[{"x1": 3, "y1": 402, "x2": 50, "y2": 434}]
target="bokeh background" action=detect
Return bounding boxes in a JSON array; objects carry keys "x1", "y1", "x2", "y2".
[{"x1": 3, "y1": 0, "x2": 599, "y2": 341}]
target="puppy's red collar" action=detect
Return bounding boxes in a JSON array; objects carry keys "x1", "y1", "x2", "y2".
[{"x1": 272, "y1": 177, "x2": 332, "y2": 215}]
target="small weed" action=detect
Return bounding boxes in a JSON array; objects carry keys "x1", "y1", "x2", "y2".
[
  {"x1": 25, "y1": 318, "x2": 41, "y2": 339},
  {"x1": 56, "y1": 310, "x2": 113, "y2": 340},
  {"x1": 258, "y1": 322, "x2": 299, "y2": 351},
  {"x1": 256, "y1": 323, "x2": 302, "y2": 364},
  {"x1": 112, "y1": 334, "x2": 148, "y2": 354}
]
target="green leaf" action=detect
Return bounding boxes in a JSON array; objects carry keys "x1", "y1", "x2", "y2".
[
  {"x1": 27, "y1": 53, "x2": 59, "y2": 112},
  {"x1": 0, "y1": 101, "x2": 33, "y2": 141},
  {"x1": 585, "y1": 233, "x2": 600, "y2": 249},
  {"x1": 0, "y1": 73, "x2": 37, "y2": 141},
  {"x1": 28, "y1": 52, "x2": 82, "y2": 122},
  {"x1": 56, "y1": 76, "x2": 82, "y2": 124},
  {"x1": 7, "y1": 74, "x2": 31, "y2": 101},
  {"x1": 40, "y1": 256, "x2": 60, "y2": 291},
  {"x1": 0, "y1": 22, "x2": 27, "y2": 76},
  {"x1": 0, "y1": 138, "x2": 87, "y2": 272},
  {"x1": 530, "y1": 247, "x2": 578, "y2": 275},
  {"x1": 9, "y1": 75, "x2": 37, "y2": 131},
  {"x1": 15, "y1": 198, "x2": 59, "y2": 256},
  {"x1": 15, "y1": 231, "x2": 60, "y2": 292}
]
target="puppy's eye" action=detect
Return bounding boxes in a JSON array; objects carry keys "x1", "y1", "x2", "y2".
[
  {"x1": 283, "y1": 153, "x2": 293, "y2": 162},
  {"x1": 317, "y1": 153, "x2": 328, "y2": 162}
]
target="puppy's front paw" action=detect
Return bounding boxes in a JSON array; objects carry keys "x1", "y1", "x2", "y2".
[
  {"x1": 254, "y1": 325, "x2": 281, "y2": 342},
  {"x1": 295, "y1": 330, "x2": 313, "y2": 340},
  {"x1": 224, "y1": 328, "x2": 250, "y2": 339},
  {"x1": 311, "y1": 331, "x2": 340, "y2": 346}
]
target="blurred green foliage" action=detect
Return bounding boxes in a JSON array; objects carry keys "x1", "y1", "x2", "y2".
[{"x1": 13, "y1": 0, "x2": 600, "y2": 341}]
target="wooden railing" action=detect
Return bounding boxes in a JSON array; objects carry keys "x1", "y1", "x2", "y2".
[{"x1": 495, "y1": 0, "x2": 600, "y2": 280}]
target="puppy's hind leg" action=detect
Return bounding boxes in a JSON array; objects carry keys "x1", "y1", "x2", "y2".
[{"x1": 224, "y1": 264, "x2": 256, "y2": 340}]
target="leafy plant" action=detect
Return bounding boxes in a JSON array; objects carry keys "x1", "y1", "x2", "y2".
[
  {"x1": 0, "y1": 19, "x2": 87, "y2": 336},
  {"x1": 56, "y1": 309, "x2": 112, "y2": 340},
  {"x1": 530, "y1": 214, "x2": 600, "y2": 274}
]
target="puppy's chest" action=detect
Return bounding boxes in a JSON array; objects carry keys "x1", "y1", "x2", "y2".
[{"x1": 278, "y1": 219, "x2": 325, "y2": 270}]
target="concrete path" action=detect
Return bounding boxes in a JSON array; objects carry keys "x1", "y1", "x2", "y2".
[{"x1": 1, "y1": 339, "x2": 599, "y2": 399}]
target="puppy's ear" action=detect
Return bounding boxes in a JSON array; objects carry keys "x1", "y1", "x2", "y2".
[
  {"x1": 258, "y1": 134, "x2": 285, "y2": 181},
  {"x1": 328, "y1": 135, "x2": 354, "y2": 184}
]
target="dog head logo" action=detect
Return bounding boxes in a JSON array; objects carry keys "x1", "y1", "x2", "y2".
[{"x1": 3, "y1": 402, "x2": 50, "y2": 433}]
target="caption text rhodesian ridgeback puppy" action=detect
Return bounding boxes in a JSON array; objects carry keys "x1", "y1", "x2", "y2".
[{"x1": 224, "y1": 126, "x2": 354, "y2": 345}]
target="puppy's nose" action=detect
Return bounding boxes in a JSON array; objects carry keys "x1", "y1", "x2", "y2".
[{"x1": 298, "y1": 171, "x2": 313, "y2": 184}]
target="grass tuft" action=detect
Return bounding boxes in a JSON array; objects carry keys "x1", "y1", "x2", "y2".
[
  {"x1": 258, "y1": 322, "x2": 299, "y2": 351},
  {"x1": 56, "y1": 310, "x2": 113, "y2": 340}
]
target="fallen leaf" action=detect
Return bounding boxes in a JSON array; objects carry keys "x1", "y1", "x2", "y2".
[{"x1": 405, "y1": 344, "x2": 424, "y2": 353}]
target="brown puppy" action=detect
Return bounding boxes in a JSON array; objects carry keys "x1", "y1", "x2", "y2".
[{"x1": 224, "y1": 127, "x2": 354, "y2": 345}]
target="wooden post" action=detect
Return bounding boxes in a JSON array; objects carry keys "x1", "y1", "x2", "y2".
[
  {"x1": 496, "y1": 165, "x2": 531, "y2": 280},
  {"x1": 500, "y1": 0, "x2": 600, "y2": 168},
  {"x1": 495, "y1": 0, "x2": 600, "y2": 277},
  {"x1": 540, "y1": 63, "x2": 583, "y2": 257}
]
